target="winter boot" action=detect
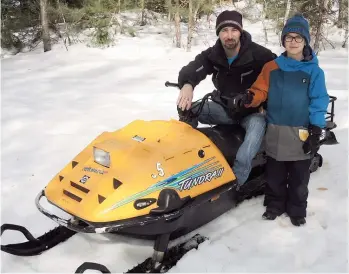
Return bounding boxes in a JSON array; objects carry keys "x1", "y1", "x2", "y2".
[
  {"x1": 262, "y1": 211, "x2": 279, "y2": 220},
  {"x1": 290, "y1": 217, "x2": 306, "y2": 226}
]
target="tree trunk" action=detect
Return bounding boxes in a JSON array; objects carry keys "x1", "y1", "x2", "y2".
[
  {"x1": 140, "y1": 0, "x2": 146, "y2": 26},
  {"x1": 313, "y1": 0, "x2": 329, "y2": 53},
  {"x1": 175, "y1": 0, "x2": 181, "y2": 48},
  {"x1": 342, "y1": 27, "x2": 348, "y2": 48},
  {"x1": 261, "y1": 0, "x2": 268, "y2": 45},
  {"x1": 187, "y1": 0, "x2": 193, "y2": 51},
  {"x1": 167, "y1": 0, "x2": 171, "y2": 21},
  {"x1": 283, "y1": 0, "x2": 291, "y2": 25},
  {"x1": 40, "y1": 0, "x2": 51, "y2": 52},
  {"x1": 337, "y1": 0, "x2": 342, "y2": 28},
  {"x1": 118, "y1": 0, "x2": 121, "y2": 13}
]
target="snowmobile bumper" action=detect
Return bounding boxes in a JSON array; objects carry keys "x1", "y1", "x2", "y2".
[
  {"x1": 36, "y1": 181, "x2": 236, "y2": 237},
  {"x1": 35, "y1": 189, "x2": 184, "y2": 234}
]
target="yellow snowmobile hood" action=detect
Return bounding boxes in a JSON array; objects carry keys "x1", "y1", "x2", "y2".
[{"x1": 44, "y1": 119, "x2": 235, "y2": 223}]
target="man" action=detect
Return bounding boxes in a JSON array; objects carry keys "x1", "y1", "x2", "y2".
[{"x1": 176, "y1": 10, "x2": 276, "y2": 186}]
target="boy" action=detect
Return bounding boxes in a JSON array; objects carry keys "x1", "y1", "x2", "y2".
[{"x1": 242, "y1": 13, "x2": 329, "y2": 226}]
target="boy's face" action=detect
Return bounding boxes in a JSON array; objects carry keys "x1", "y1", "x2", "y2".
[
  {"x1": 219, "y1": 26, "x2": 241, "y2": 50},
  {"x1": 284, "y1": 32, "x2": 305, "y2": 55}
]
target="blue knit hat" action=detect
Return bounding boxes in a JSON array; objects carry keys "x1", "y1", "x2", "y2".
[{"x1": 281, "y1": 13, "x2": 310, "y2": 46}]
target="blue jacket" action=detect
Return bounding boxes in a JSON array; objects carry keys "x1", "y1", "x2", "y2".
[{"x1": 248, "y1": 51, "x2": 329, "y2": 161}]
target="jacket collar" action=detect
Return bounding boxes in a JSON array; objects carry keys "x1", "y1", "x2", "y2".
[{"x1": 208, "y1": 31, "x2": 254, "y2": 68}]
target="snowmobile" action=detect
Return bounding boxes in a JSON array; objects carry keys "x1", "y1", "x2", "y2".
[{"x1": 1, "y1": 81, "x2": 338, "y2": 273}]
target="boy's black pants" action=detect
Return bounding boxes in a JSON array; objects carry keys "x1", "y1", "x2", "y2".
[{"x1": 264, "y1": 156, "x2": 311, "y2": 218}]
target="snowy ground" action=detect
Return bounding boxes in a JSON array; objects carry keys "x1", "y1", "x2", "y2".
[{"x1": 1, "y1": 4, "x2": 348, "y2": 273}]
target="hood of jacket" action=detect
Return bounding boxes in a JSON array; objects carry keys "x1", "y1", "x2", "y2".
[{"x1": 276, "y1": 45, "x2": 318, "y2": 72}]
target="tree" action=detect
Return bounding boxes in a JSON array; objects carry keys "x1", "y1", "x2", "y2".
[
  {"x1": 187, "y1": 0, "x2": 194, "y2": 51},
  {"x1": 313, "y1": 0, "x2": 330, "y2": 53},
  {"x1": 284, "y1": 0, "x2": 291, "y2": 25},
  {"x1": 175, "y1": 0, "x2": 181, "y2": 48},
  {"x1": 40, "y1": 0, "x2": 51, "y2": 52},
  {"x1": 140, "y1": 0, "x2": 146, "y2": 26}
]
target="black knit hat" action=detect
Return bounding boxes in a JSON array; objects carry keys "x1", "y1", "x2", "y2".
[{"x1": 216, "y1": 10, "x2": 243, "y2": 36}]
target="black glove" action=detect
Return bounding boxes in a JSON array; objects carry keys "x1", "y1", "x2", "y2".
[
  {"x1": 303, "y1": 124, "x2": 322, "y2": 155},
  {"x1": 228, "y1": 91, "x2": 254, "y2": 110}
]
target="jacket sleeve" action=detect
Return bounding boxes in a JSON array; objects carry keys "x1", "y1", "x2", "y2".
[
  {"x1": 308, "y1": 68, "x2": 329, "y2": 128},
  {"x1": 178, "y1": 48, "x2": 214, "y2": 89},
  {"x1": 246, "y1": 61, "x2": 274, "y2": 107}
]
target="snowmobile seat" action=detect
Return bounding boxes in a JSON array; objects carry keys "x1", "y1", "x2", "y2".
[{"x1": 197, "y1": 124, "x2": 245, "y2": 166}]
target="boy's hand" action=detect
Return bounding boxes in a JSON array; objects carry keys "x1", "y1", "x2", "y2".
[
  {"x1": 303, "y1": 125, "x2": 322, "y2": 154},
  {"x1": 242, "y1": 90, "x2": 254, "y2": 105}
]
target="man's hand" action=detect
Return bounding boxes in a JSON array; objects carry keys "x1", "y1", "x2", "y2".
[{"x1": 177, "y1": 84, "x2": 194, "y2": 111}]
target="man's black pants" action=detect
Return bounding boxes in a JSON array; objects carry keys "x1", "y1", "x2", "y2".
[{"x1": 264, "y1": 156, "x2": 311, "y2": 218}]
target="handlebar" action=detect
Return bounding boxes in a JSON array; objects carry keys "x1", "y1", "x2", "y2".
[
  {"x1": 165, "y1": 81, "x2": 180, "y2": 88},
  {"x1": 164, "y1": 80, "x2": 246, "y2": 124}
]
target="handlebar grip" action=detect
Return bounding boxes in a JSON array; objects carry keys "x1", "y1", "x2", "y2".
[{"x1": 165, "y1": 81, "x2": 179, "y2": 88}]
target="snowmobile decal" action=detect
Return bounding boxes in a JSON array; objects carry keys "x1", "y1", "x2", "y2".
[
  {"x1": 151, "y1": 162, "x2": 165, "y2": 179},
  {"x1": 103, "y1": 157, "x2": 223, "y2": 213},
  {"x1": 82, "y1": 167, "x2": 108, "y2": 175},
  {"x1": 79, "y1": 175, "x2": 90, "y2": 184},
  {"x1": 178, "y1": 167, "x2": 224, "y2": 191}
]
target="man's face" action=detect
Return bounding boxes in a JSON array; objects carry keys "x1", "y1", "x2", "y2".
[
  {"x1": 284, "y1": 32, "x2": 305, "y2": 55},
  {"x1": 219, "y1": 26, "x2": 241, "y2": 50}
]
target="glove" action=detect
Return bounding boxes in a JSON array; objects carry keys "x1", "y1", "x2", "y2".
[
  {"x1": 303, "y1": 124, "x2": 322, "y2": 155},
  {"x1": 228, "y1": 91, "x2": 254, "y2": 110}
]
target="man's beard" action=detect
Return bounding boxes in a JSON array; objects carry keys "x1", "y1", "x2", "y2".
[{"x1": 223, "y1": 39, "x2": 239, "y2": 50}]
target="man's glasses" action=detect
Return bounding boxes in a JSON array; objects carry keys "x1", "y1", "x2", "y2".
[{"x1": 285, "y1": 35, "x2": 304, "y2": 43}]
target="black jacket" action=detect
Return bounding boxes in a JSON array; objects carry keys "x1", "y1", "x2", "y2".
[{"x1": 178, "y1": 31, "x2": 277, "y2": 118}]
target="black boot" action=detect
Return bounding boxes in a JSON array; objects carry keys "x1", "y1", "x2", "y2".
[
  {"x1": 290, "y1": 217, "x2": 306, "y2": 226},
  {"x1": 262, "y1": 211, "x2": 279, "y2": 220}
]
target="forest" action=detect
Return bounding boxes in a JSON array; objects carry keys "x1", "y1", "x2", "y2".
[{"x1": 1, "y1": 0, "x2": 348, "y2": 54}]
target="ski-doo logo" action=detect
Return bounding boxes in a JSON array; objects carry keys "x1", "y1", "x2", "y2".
[
  {"x1": 82, "y1": 167, "x2": 108, "y2": 175},
  {"x1": 178, "y1": 167, "x2": 224, "y2": 191},
  {"x1": 79, "y1": 175, "x2": 90, "y2": 184}
]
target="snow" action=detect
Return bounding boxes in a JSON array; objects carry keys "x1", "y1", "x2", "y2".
[{"x1": 1, "y1": 4, "x2": 348, "y2": 273}]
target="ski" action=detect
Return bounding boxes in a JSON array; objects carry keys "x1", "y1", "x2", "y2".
[
  {"x1": 126, "y1": 234, "x2": 208, "y2": 273},
  {"x1": 73, "y1": 234, "x2": 208, "y2": 273},
  {"x1": 1, "y1": 223, "x2": 76, "y2": 256}
]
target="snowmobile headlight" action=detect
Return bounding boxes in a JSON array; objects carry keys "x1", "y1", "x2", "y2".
[{"x1": 93, "y1": 147, "x2": 110, "y2": 168}]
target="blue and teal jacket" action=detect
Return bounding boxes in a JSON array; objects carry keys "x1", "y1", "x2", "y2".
[{"x1": 248, "y1": 50, "x2": 329, "y2": 161}]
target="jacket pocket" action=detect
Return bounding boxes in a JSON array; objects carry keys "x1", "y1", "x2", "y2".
[
  {"x1": 266, "y1": 124, "x2": 311, "y2": 161},
  {"x1": 240, "y1": 70, "x2": 253, "y2": 84},
  {"x1": 298, "y1": 128, "x2": 309, "y2": 142}
]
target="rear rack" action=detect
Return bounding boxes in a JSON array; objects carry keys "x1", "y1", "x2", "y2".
[{"x1": 326, "y1": 95, "x2": 337, "y2": 122}]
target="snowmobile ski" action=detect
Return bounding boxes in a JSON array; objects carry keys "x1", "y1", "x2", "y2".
[
  {"x1": 74, "y1": 234, "x2": 208, "y2": 273},
  {"x1": 1, "y1": 223, "x2": 76, "y2": 256},
  {"x1": 126, "y1": 234, "x2": 208, "y2": 273},
  {"x1": 75, "y1": 262, "x2": 111, "y2": 273}
]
